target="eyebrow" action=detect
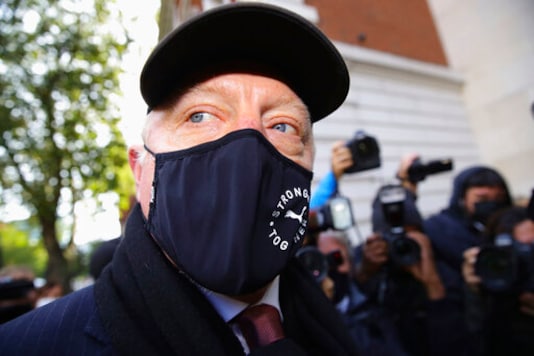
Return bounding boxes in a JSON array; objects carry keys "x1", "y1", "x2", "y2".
[{"x1": 186, "y1": 80, "x2": 310, "y2": 120}]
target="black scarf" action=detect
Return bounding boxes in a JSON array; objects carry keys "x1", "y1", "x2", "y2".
[{"x1": 95, "y1": 204, "x2": 358, "y2": 356}]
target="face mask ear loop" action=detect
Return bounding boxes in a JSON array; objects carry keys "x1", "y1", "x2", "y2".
[
  {"x1": 143, "y1": 143, "x2": 158, "y2": 231},
  {"x1": 144, "y1": 144, "x2": 156, "y2": 157}
]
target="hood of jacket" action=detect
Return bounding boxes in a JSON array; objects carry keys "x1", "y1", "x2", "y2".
[{"x1": 446, "y1": 165, "x2": 512, "y2": 218}]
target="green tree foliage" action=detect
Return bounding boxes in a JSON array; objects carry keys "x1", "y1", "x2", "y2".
[
  {"x1": 0, "y1": 221, "x2": 47, "y2": 276},
  {"x1": 0, "y1": 0, "x2": 132, "y2": 291}
]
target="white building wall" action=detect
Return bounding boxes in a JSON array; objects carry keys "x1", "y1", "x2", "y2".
[
  {"x1": 427, "y1": 0, "x2": 534, "y2": 201},
  {"x1": 313, "y1": 44, "x2": 481, "y2": 244}
]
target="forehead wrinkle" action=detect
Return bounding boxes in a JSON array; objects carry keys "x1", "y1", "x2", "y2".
[
  {"x1": 188, "y1": 80, "x2": 228, "y2": 96},
  {"x1": 179, "y1": 75, "x2": 310, "y2": 119},
  {"x1": 267, "y1": 91, "x2": 309, "y2": 116},
  {"x1": 182, "y1": 77, "x2": 241, "y2": 105}
]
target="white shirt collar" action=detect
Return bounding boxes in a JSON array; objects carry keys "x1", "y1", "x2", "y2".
[{"x1": 200, "y1": 276, "x2": 282, "y2": 322}]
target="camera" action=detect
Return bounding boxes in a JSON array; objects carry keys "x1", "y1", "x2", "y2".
[
  {"x1": 296, "y1": 246, "x2": 343, "y2": 283},
  {"x1": 344, "y1": 130, "x2": 381, "y2": 173},
  {"x1": 377, "y1": 184, "x2": 421, "y2": 266},
  {"x1": 309, "y1": 195, "x2": 355, "y2": 232},
  {"x1": 475, "y1": 233, "x2": 534, "y2": 293},
  {"x1": 407, "y1": 158, "x2": 453, "y2": 183}
]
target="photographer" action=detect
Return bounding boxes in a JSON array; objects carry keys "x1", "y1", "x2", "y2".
[
  {"x1": 299, "y1": 228, "x2": 409, "y2": 356},
  {"x1": 354, "y1": 184, "x2": 446, "y2": 356},
  {"x1": 462, "y1": 206, "x2": 534, "y2": 356},
  {"x1": 396, "y1": 154, "x2": 512, "y2": 355},
  {"x1": 305, "y1": 153, "x2": 409, "y2": 356}
]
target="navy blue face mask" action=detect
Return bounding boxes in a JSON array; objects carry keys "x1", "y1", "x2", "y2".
[
  {"x1": 472, "y1": 200, "x2": 508, "y2": 227},
  {"x1": 144, "y1": 129, "x2": 313, "y2": 295}
]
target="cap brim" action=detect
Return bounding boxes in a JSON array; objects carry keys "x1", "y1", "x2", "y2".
[{"x1": 140, "y1": 3, "x2": 349, "y2": 122}]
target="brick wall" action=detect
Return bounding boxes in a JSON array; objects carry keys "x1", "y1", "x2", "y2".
[{"x1": 306, "y1": 0, "x2": 448, "y2": 65}]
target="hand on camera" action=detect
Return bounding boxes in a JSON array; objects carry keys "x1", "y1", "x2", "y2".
[
  {"x1": 320, "y1": 275, "x2": 336, "y2": 301},
  {"x1": 396, "y1": 152, "x2": 420, "y2": 194},
  {"x1": 402, "y1": 230, "x2": 445, "y2": 300},
  {"x1": 331, "y1": 141, "x2": 354, "y2": 180},
  {"x1": 462, "y1": 247, "x2": 482, "y2": 293},
  {"x1": 462, "y1": 248, "x2": 534, "y2": 317},
  {"x1": 355, "y1": 234, "x2": 388, "y2": 284}
]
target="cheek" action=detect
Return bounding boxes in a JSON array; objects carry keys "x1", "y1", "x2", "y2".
[
  {"x1": 270, "y1": 141, "x2": 314, "y2": 171},
  {"x1": 462, "y1": 193, "x2": 477, "y2": 213},
  {"x1": 171, "y1": 125, "x2": 226, "y2": 150},
  {"x1": 266, "y1": 128, "x2": 314, "y2": 171},
  {"x1": 138, "y1": 164, "x2": 155, "y2": 218},
  {"x1": 292, "y1": 141, "x2": 314, "y2": 171},
  {"x1": 487, "y1": 187, "x2": 506, "y2": 201},
  {"x1": 465, "y1": 202, "x2": 475, "y2": 215},
  {"x1": 302, "y1": 144, "x2": 315, "y2": 170}
]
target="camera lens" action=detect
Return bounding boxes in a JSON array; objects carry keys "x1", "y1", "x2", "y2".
[
  {"x1": 389, "y1": 236, "x2": 421, "y2": 266},
  {"x1": 480, "y1": 253, "x2": 510, "y2": 275},
  {"x1": 296, "y1": 247, "x2": 329, "y2": 282},
  {"x1": 475, "y1": 246, "x2": 517, "y2": 292}
]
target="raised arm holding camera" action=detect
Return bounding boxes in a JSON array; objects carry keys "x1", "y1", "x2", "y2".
[
  {"x1": 310, "y1": 130, "x2": 380, "y2": 210},
  {"x1": 309, "y1": 141, "x2": 353, "y2": 210}
]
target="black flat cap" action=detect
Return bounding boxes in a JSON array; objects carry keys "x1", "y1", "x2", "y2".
[{"x1": 140, "y1": 2, "x2": 349, "y2": 122}]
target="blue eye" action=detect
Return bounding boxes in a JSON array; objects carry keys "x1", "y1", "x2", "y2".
[
  {"x1": 273, "y1": 123, "x2": 288, "y2": 132},
  {"x1": 190, "y1": 112, "x2": 208, "y2": 123}
]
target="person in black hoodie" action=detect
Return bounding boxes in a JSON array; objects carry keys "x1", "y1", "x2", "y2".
[{"x1": 396, "y1": 157, "x2": 513, "y2": 355}]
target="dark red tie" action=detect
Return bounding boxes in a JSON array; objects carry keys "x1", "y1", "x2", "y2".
[{"x1": 234, "y1": 304, "x2": 285, "y2": 349}]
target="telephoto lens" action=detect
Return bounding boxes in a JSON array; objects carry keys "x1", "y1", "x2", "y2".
[{"x1": 407, "y1": 158, "x2": 453, "y2": 183}]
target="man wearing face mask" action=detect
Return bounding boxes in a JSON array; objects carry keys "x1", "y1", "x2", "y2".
[
  {"x1": 0, "y1": 3, "x2": 358, "y2": 355},
  {"x1": 352, "y1": 184, "x2": 446, "y2": 356},
  {"x1": 396, "y1": 158, "x2": 513, "y2": 355}
]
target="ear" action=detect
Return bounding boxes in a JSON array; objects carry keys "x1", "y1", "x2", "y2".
[{"x1": 128, "y1": 145, "x2": 144, "y2": 191}]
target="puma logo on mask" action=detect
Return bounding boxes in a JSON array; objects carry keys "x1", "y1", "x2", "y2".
[{"x1": 284, "y1": 206, "x2": 308, "y2": 224}]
